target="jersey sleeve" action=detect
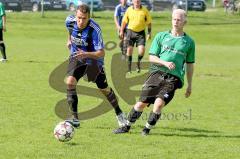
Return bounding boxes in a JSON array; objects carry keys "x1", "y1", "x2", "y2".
[
  {"x1": 114, "y1": 5, "x2": 119, "y2": 17},
  {"x1": 145, "y1": 8, "x2": 152, "y2": 25},
  {"x1": 122, "y1": 7, "x2": 130, "y2": 24},
  {"x1": 186, "y1": 40, "x2": 195, "y2": 63},
  {"x1": 65, "y1": 15, "x2": 76, "y2": 34},
  {"x1": 0, "y1": 3, "x2": 5, "y2": 16},
  {"x1": 92, "y1": 28, "x2": 104, "y2": 51},
  {"x1": 149, "y1": 33, "x2": 162, "y2": 57}
]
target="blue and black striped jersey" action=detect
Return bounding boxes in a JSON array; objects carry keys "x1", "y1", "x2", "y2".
[{"x1": 65, "y1": 15, "x2": 104, "y2": 66}]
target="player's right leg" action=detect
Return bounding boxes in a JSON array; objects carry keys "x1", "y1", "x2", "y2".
[
  {"x1": 142, "y1": 98, "x2": 164, "y2": 136},
  {"x1": 66, "y1": 76, "x2": 80, "y2": 128},
  {"x1": 126, "y1": 29, "x2": 134, "y2": 73},
  {"x1": 126, "y1": 46, "x2": 133, "y2": 73},
  {"x1": 65, "y1": 59, "x2": 87, "y2": 128}
]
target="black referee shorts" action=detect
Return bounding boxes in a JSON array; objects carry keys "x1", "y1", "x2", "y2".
[
  {"x1": 126, "y1": 29, "x2": 146, "y2": 47},
  {"x1": 139, "y1": 71, "x2": 182, "y2": 105}
]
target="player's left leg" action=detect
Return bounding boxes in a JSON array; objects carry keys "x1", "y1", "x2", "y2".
[
  {"x1": 141, "y1": 98, "x2": 164, "y2": 136},
  {"x1": 142, "y1": 74, "x2": 181, "y2": 136},
  {"x1": 0, "y1": 30, "x2": 7, "y2": 62},
  {"x1": 137, "y1": 45, "x2": 145, "y2": 73},
  {"x1": 136, "y1": 31, "x2": 146, "y2": 73},
  {"x1": 96, "y1": 68, "x2": 127, "y2": 127},
  {"x1": 113, "y1": 102, "x2": 149, "y2": 134}
]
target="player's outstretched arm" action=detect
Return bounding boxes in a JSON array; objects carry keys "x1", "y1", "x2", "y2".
[
  {"x1": 75, "y1": 49, "x2": 105, "y2": 60},
  {"x1": 149, "y1": 55, "x2": 175, "y2": 70},
  {"x1": 146, "y1": 23, "x2": 152, "y2": 40},
  {"x1": 2, "y1": 15, "x2": 6, "y2": 32},
  {"x1": 185, "y1": 63, "x2": 194, "y2": 98}
]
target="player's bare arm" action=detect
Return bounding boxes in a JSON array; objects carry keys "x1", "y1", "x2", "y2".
[
  {"x1": 119, "y1": 21, "x2": 127, "y2": 39},
  {"x1": 114, "y1": 16, "x2": 120, "y2": 31},
  {"x1": 2, "y1": 15, "x2": 6, "y2": 32},
  {"x1": 185, "y1": 63, "x2": 194, "y2": 98},
  {"x1": 149, "y1": 55, "x2": 176, "y2": 70},
  {"x1": 146, "y1": 23, "x2": 152, "y2": 40},
  {"x1": 75, "y1": 49, "x2": 105, "y2": 60},
  {"x1": 66, "y1": 33, "x2": 71, "y2": 50}
]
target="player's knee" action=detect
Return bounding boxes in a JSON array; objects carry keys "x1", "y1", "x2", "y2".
[
  {"x1": 153, "y1": 98, "x2": 165, "y2": 113},
  {"x1": 66, "y1": 76, "x2": 77, "y2": 89},
  {"x1": 134, "y1": 102, "x2": 147, "y2": 111},
  {"x1": 138, "y1": 46, "x2": 145, "y2": 55}
]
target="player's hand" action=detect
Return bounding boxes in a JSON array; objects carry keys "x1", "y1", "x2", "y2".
[
  {"x1": 2, "y1": 26, "x2": 6, "y2": 32},
  {"x1": 185, "y1": 86, "x2": 192, "y2": 98},
  {"x1": 66, "y1": 40, "x2": 71, "y2": 50},
  {"x1": 164, "y1": 61, "x2": 175, "y2": 70},
  {"x1": 75, "y1": 49, "x2": 88, "y2": 59},
  {"x1": 146, "y1": 33, "x2": 151, "y2": 40},
  {"x1": 119, "y1": 30, "x2": 124, "y2": 39}
]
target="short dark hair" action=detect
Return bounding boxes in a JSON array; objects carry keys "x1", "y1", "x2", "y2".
[{"x1": 76, "y1": 4, "x2": 90, "y2": 16}]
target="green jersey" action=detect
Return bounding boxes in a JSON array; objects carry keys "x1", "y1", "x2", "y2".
[
  {"x1": 149, "y1": 31, "x2": 195, "y2": 86},
  {"x1": 0, "y1": 2, "x2": 5, "y2": 29}
]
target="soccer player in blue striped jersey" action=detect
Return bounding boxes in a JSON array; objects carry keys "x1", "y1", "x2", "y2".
[
  {"x1": 65, "y1": 4, "x2": 127, "y2": 128},
  {"x1": 114, "y1": 0, "x2": 129, "y2": 57}
]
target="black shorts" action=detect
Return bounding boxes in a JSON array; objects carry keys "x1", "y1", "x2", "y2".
[
  {"x1": 0, "y1": 29, "x2": 3, "y2": 41},
  {"x1": 126, "y1": 29, "x2": 146, "y2": 47},
  {"x1": 67, "y1": 58, "x2": 108, "y2": 89},
  {"x1": 139, "y1": 71, "x2": 182, "y2": 105}
]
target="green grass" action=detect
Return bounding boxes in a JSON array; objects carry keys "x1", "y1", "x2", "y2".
[{"x1": 0, "y1": 9, "x2": 240, "y2": 159}]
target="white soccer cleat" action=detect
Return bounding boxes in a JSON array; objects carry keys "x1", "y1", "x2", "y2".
[
  {"x1": 0, "y1": 58, "x2": 7, "y2": 62},
  {"x1": 116, "y1": 113, "x2": 128, "y2": 127}
]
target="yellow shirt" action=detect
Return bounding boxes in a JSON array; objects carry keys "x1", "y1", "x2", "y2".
[{"x1": 122, "y1": 6, "x2": 152, "y2": 32}]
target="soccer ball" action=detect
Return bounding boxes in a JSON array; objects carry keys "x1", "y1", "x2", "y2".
[{"x1": 54, "y1": 121, "x2": 75, "y2": 142}]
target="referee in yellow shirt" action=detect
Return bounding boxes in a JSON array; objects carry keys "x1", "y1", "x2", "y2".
[{"x1": 119, "y1": 0, "x2": 152, "y2": 73}]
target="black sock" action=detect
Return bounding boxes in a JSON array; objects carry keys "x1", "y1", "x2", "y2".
[
  {"x1": 67, "y1": 89, "x2": 78, "y2": 114},
  {"x1": 137, "y1": 55, "x2": 143, "y2": 69},
  {"x1": 106, "y1": 89, "x2": 122, "y2": 115},
  {"x1": 0, "y1": 43, "x2": 6, "y2": 59},
  {"x1": 128, "y1": 56, "x2": 132, "y2": 72},
  {"x1": 127, "y1": 108, "x2": 143, "y2": 125},
  {"x1": 145, "y1": 112, "x2": 161, "y2": 129}
]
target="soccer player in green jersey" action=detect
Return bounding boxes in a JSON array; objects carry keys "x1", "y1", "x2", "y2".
[
  {"x1": 113, "y1": 9, "x2": 195, "y2": 135},
  {"x1": 0, "y1": 2, "x2": 6, "y2": 62}
]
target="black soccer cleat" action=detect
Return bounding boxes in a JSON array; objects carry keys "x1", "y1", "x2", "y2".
[
  {"x1": 141, "y1": 127, "x2": 150, "y2": 136},
  {"x1": 65, "y1": 118, "x2": 80, "y2": 128},
  {"x1": 136, "y1": 68, "x2": 141, "y2": 73},
  {"x1": 113, "y1": 125, "x2": 130, "y2": 134}
]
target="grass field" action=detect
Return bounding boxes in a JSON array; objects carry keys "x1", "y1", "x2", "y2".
[{"x1": 0, "y1": 9, "x2": 240, "y2": 159}]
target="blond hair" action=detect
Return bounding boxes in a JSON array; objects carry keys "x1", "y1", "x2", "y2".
[{"x1": 172, "y1": 9, "x2": 187, "y2": 22}]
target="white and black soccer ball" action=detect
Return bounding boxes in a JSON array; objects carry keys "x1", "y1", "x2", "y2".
[{"x1": 54, "y1": 121, "x2": 75, "y2": 142}]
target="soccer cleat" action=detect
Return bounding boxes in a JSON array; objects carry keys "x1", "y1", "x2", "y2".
[
  {"x1": 0, "y1": 58, "x2": 7, "y2": 62},
  {"x1": 112, "y1": 125, "x2": 130, "y2": 134},
  {"x1": 141, "y1": 127, "x2": 150, "y2": 136},
  {"x1": 136, "y1": 68, "x2": 141, "y2": 73},
  {"x1": 121, "y1": 54, "x2": 126, "y2": 60},
  {"x1": 65, "y1": 118, "x2": 80, "y2": 128},
  {"x1": 116, "y1": 113, "x2": 128, "y2": 127},
  {"x1": 127, "y1": 71, "x2": 132, "y2": 75}
]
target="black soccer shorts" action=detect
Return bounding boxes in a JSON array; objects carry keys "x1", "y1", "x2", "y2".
[
  {"x1": 67, "y1": 57, "x2": 108, "y2": 89},
  {"x1": 139, "y1": 71, "x2": 182, "y2": 105}
]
